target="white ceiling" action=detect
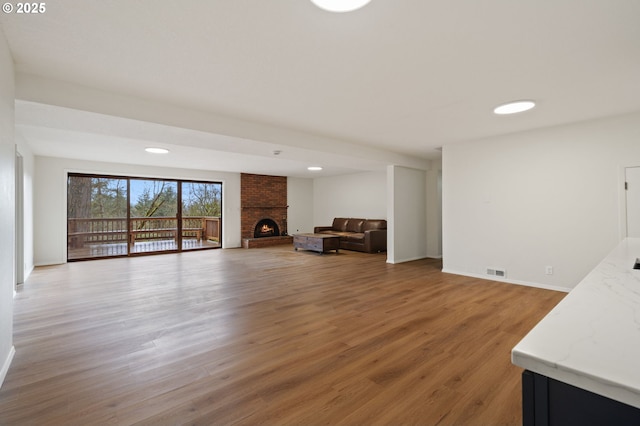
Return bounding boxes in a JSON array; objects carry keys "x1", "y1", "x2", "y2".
[{"x1": 2, "y1": 1, "x2": 640, "y2": 177}]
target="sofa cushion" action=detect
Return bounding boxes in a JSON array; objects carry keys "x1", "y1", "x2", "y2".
[
  {"x1": 332, "y1": 218, "x2": 349, "y2": 232},
  {"x1": 346, "y1": 218, "x2": 364, "y2": 233},
  {"x1": 328, "y1": 231, "x2": 356, "y2": 237},
  {"x1": 342, "y1": 233, "x2": 365, "y2": 242},
  {"x1": 363, "y1": 219, "x2": 387, "y2": 231}
]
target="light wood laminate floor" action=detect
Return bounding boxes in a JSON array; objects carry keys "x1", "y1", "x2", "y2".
[{"x1": 0, "y1": 246, "x2": 565, "y2": 425}]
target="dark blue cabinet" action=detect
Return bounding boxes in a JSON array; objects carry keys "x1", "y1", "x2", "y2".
[{"x1": 522, "y1": 370, "x2": 640, "y2": 425}]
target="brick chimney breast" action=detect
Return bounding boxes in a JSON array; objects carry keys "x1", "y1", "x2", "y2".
[{"x1": 241, "y1": 173, "x2": 288, "y2": 240}]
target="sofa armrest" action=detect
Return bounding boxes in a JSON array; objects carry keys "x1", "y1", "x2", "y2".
[
  {"x1": 364, "y1": 229, "x2": 387, "y2": 253},
  {"x1": 314, "y1": 226, "x2": 334, "y2": 233}
]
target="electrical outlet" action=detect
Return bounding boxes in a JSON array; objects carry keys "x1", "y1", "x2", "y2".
[{"x1": 545, "y1": 266, "x2": 553, "y2": 275}]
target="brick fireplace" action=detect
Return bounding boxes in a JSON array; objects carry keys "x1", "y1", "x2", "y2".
[{"x1": 241, "y1": 173, "x2": 292, "y2": 248}]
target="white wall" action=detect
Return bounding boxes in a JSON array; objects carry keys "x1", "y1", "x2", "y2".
[
  {"x1": 426, "y1": 159, "x2": 442, "y2": 258},
  {"x1": 287, "y1": 177, "x2": 314, "y2": 234},
  {"x1": 34, "y1": 156, "x2": 242, "y2": 266},
  {"x1": 443, "y1": 111, "x2": 640, "y2": 291},
  {"x1": 387, "y1": 165, "x2": 427, "y2": 263},
  {"x1": 0, "y1": 29, "x2": 16, "y2": 388},
  {"x1": 313, "y1": 171, "x2": 387, "y2": 226},
  {"x1": 15, "y1": 133, "x2": 35, "y2": 280}
]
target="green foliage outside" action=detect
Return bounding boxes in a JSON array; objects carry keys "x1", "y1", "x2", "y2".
[
  {"x1": 182, "y1": 182, "x2": 222, "y2": 217},
  {"x1": 130, "y1": 180, "x2": 178, "y2": 218},
  {"x1": 93, "y1": 178, "x2": 127, "y2": 218},
  {"x1": 67, "y1": 176, "x2": 221, "y2": 219}
]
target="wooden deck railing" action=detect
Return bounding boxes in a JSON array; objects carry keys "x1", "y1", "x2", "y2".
[{"x1": 68, "y1": 217, "x2": 221, "y2": 248}]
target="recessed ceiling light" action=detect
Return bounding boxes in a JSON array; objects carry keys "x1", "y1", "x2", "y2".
[
  {"x1": 494, "y1": 100, "x2": 536, "y2": 115},
  {"x1": 145, "y1": 147, "x2": 169, "y2": 154},
  {"x1": 307, "y1": 166, "x2": 323, "y2": 171},
  {"x1": 310, "y1": 0, "x2": 372, "y2": 13}
]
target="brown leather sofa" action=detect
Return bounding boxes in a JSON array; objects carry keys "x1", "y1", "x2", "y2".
[{"x1": 314, "y1": 217, "x2": 387, "y2": 253}]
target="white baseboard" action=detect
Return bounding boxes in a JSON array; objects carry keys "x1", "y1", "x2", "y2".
[
  {"x1": 386, "y1": 254, "x2": 443, "y2": 264},
  {"x1": 0, "y1": 346, "x2": 15, "y2": 389},
  {"x1": 34, "y1": 260, "x2": 65, "y2": 267},
  {"x1": 386, "y1": 255, "x2": 430, "y2": 264},
  {"x1": 441, "y1": 268, "x2": 571, "y2": 293}
]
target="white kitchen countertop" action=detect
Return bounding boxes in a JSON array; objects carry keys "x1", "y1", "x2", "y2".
[{"x1": 512, "y1": 238, "x2": 640, "y2": 409}]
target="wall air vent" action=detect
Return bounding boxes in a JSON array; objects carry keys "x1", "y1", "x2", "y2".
[{"x1": 487, "y1": 268, "x2": 506, "y2": 277}]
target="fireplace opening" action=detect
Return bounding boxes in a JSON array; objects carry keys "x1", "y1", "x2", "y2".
[{"x1": 254, "y1": 218, "x2": 280, "y2": 238}]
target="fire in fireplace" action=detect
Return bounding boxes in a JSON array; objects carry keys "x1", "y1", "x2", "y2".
[{"x1": 254, "y1": 218, "x2": 280, "y2": 238}]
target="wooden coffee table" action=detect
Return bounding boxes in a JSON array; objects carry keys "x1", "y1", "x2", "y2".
[{"x1": 293, "y1": 233, "x2": 340, "y2": 254}]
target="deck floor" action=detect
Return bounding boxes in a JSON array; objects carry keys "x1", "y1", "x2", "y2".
[{"x1": 68, "y1": 238, "x2": 220, "y2": 260}]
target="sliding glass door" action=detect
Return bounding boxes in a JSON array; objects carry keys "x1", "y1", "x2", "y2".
[
  {"x1": 181, "y1": 181, "x2": 222, "y2": 251},
  {"x1": 67, "y1": 174, "x2": 222, "y2": 261},
  {"x1": 129, "y1": 178, "x2": 178, "y2": 254},
  {"x1": 67, "y1": 175, "x2": 128, "y2": 260}
]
